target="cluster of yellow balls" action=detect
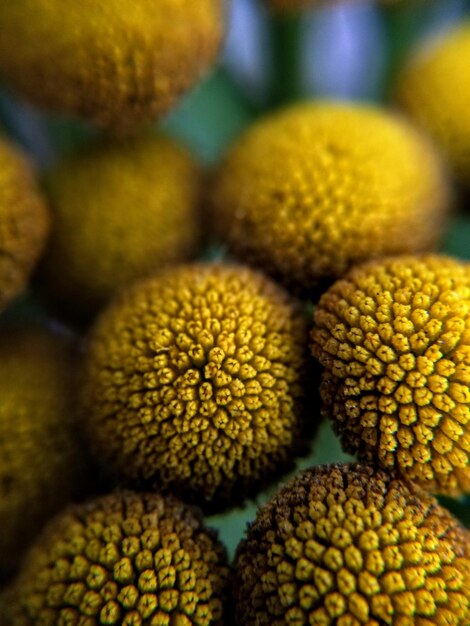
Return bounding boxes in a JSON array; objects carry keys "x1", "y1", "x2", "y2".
[{"x1": 0, "y1": 1, "x2": 469, "y2": 625}]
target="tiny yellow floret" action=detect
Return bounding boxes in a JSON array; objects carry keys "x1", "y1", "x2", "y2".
[
  {"x1": 235, "y1": 463, "x2": 470, "y2": 626},
  {"x1": 0, "y1": 137, "x2": 49, "y2": 312},
  {"x1": 311, "y1": 255, "x2": 470, "y2": 496},
  {"x1": 210, "y1": 102, "x2": 450, "y2": 294},
  {"x1": 0, "y1": 326, "x2": 87, "y2": 580},
  {"x1": 38, "y1": 134, "x2": 202, "y2": 320},
  {"x1": 2, "y1": 491, "x2": 231, "y2": 625},
  {"x1": 396, "y1": 22, "x2": 470, "y2": 188},
  {"x1": 0, "y1": 0, "x2": 224, "y2": 132},
  {"x1": 82, "y1": 263, "x2": 312, "y2": 508}
]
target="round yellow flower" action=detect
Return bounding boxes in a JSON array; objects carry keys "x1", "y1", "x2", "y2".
[
  {"x1": 0, "y1": 326, "x2": 88, "y2": 580},
  {"x1": 396, "y1": 22, "x2": 470, "y2": 187},
  {"x1": 82, "y1": 263, "x2": 312, "y2": 509},
  {"x1": 311, "y1": 255, "x2": 470, "y2": 496},
  {"x1": 235, "y1": 463, "x2": 470, "y2": 626},
  {"x1": 0, "y1": 137, "x2": 49, "y2": 312},
  {"x1": 0, "y1": 0, "x2": 224, "y2": 132},
  {"x1": 210, "y1": 102, "x2": 450, "y2": 294},
  {"x1": 37, "y1": 134, "x2": 202, "y2": 321},
  {"x1": 2, "y1": 491, "x2": 231, "y2": 625}
]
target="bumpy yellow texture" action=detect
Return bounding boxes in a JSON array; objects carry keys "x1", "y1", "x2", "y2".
[
  {"x1": 210, "y1": 102, "x2": 450, "y2": 294},
  {"x1": 0, "y1": 327, "x2": 86, "y2": 579},
  {"x1": 82, "y1": 263, "x2": 310, "y2": 507},
  {"x1": 0, "y1": 137, "x2": 49, "y2": 312},
  {"x1": 38, "y1": 135, "x2": 202, "y2": 320},
  {"x1": 2, "y1": 491, "x2": 230, "y2": 625},
  {"x1": 311, "y1": 255, "x2": 470, "y2": 496},
  {"x1": 235, "y1": 463, "x2": 470, "y2": 626},
  {"x1": 0, "y1": 0, "x2": 223, "y2": 132},
  {"x1": 396, "y1": 23, "x2": 470, "y2": 187}
]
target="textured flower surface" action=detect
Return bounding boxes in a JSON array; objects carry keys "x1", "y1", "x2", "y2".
[
  {"x1": 396, "y1": 22, "x2": 470, "y2": 188},
  {"x1": 210, "y1": 102, "x2": 450, "y2": 294},
  {"x1": 235, "y1": 463, "x2": 470, "y2": 626},
  {"x1": 0, "y1": 0, "x2": 224, "y2": 132},
  {"x1": 0, "y1": 136, "x2": 49, "y2": 312},
  {"x1": 82, "y1": 263, "x2": 312, "y2": 508},
  {"x1": 0, "y1": 327, "x2": 87, "y2": 580},
  {"x1": 2, "y1": 491, "x2": 231, "y2": 625},
  {"x1": 311, "y1": 255, "x2": 470, "y2": 496},
  {"x1": 38, "y1": 134, "x2": 202, "y2": 320}
]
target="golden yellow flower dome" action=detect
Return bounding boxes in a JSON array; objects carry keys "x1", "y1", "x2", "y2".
[
  {"x1": 235, "y1": 463, "x2": 470, "y2": 626},
  {"x1": 37, "y1": 134, "x2": 202, "y2": 321},
  {"x1": 0, "y1": 137, "x2": 49, "y2": 312},
  {"x1": 396, "y1": 22, "x2": 470, "y2": 188},
  {"x1": 311, "y1": 255, "x2": 470, "y2": 496},
  {"x1": 0, "y1": 1, "x2": 224, "y2": 132},
  {"x1": 0, "y1": 326, "x2": 88, "y2": 580},
  {"x1": 210, "y1": 102, "x2": 450, "y2": 295},
  {"x1": 2, "y1": 491, "x2": 231, "y2": 625},
  {"x1": 82, "y1": 263, "x2": 312, "y2": 509}
]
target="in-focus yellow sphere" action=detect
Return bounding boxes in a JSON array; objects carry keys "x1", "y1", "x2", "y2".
[
  {"x1": 0, "y1": 137, "x2": 49, "y2": 312},
  {"x1": 82, "y1": 263, "x2": 313, "y2": 509},
  {"x1": 396, "y1": 22, "x2": 470, "y2": 188},
  {"x1": 311, "y1": 255, "x2": 470, "y2": 496},
  {"x1": 38, "y1": 134, "x2": 203, "y2": 321},
  {"x1": 235, "y1": 463, "x2": 470, "y2": 626},
  {"x1": 211, "y1": 102, "x2": 451, "y2": 294},
  {"x1": 0, "y1": 0, "x2": 224, "y2": 132},
  {"x1": 2, "y1": 491, "x2": 231, "y2": 625}
]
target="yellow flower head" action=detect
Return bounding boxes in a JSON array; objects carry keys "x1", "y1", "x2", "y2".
[
  {"x1": 235, "y1": 463, "x2": 470, "y2": 626},
  {"x1": 0, "y1": 326, "x2": 88, "y2": 580},
  {"x1": 311, "y1": 255, "x2": 470, "y2": 496},
  {"x1": 2, "y1": 491, "x2": 231, "y2": 625},
  {"x1": 82, "y1": 263, "x2": 312, "y2": 509},
  {"x1": 210, "y1": 102, "x2": 450, "y2": 294},
  {"x1": 0, "y1": 0, "x2": 224, "y2": 132},
  {"x1": 37, "y1": 134, "x2": 202, "y2": 321},
  {"x1": 396, "y1": 22, "x2": 470, "y2": 188},
  {"x1": 0, "y1": 137, "x2": 49, "y2": 312}
]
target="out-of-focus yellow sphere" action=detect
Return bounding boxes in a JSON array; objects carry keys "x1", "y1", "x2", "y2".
[
  {"x1": 0, "y1": 0, "x2": 224, "y2": 132},
  {"x1": 211, "y1": 102, "x2": 451, "y2": 294},
  {"x1": 396, "y1": 22, "x2": 470, "y2": 188},
  {"x1": 37, "y1": 135, "x2": 202, "y2": 321}
]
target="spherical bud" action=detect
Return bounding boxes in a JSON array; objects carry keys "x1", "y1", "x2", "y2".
[
  {"x1": 0, "y1": 136, "x2": 49, "y2": 312},
  {"x1": 82, "y1": 263, "x2": 314, "y2": 509},
  {"x1": 0, "y1": 326, "x2": 88, "y2": 579},
  {"x1": 37, "y1": 134, "x2": 202, "y2": 321},
  {"x1": 235, "y1": 463, "x2": 470, "y2": 626},
  {"x1": 2, "y1": 491, "x2": 231, "y2": 625},
  {"x1": 311, "y1": 255, "x2": 470, "y2": 496},
  {"x1": 0, "y1": 0, "x2": 224, "y2": 132},
  {"x1": 396, "y1": 22, "x2": 470, "y2": 189},
  {"x1": 210, "y1": 102, "x2": 450, "y2": 294}
]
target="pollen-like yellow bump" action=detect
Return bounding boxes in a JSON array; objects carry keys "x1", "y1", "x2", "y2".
[
  {"x1": 311, "y1": 255, "x2": 470, "y2": 496},
  {"x1": 396, "y1": 22, "x2": 470, "y2": 188},
  {"x1": 37, "y1": 134, "x2": 202, "y2": 320},
  {"x1": 0, "y1": 0, "x2": 224, "y2": 132},
  {"x1": 82, "y1": 263, "x2": 312, "y2": 508},
  {"x1": 210, "y1": 102, "x2": 450, "y2": 294},
  {"x1": 234, "y1": 463, "x2": 470, "y2": 626},
  {"x1": 0, "y1": 327, "x2": 87, "y2": 580},
  {"x1": 2, "y1": 491, "x2": 230, "y2": 625},
  {"x1": 0, "y1": 137, "x2": 49, "y2": 312}
]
